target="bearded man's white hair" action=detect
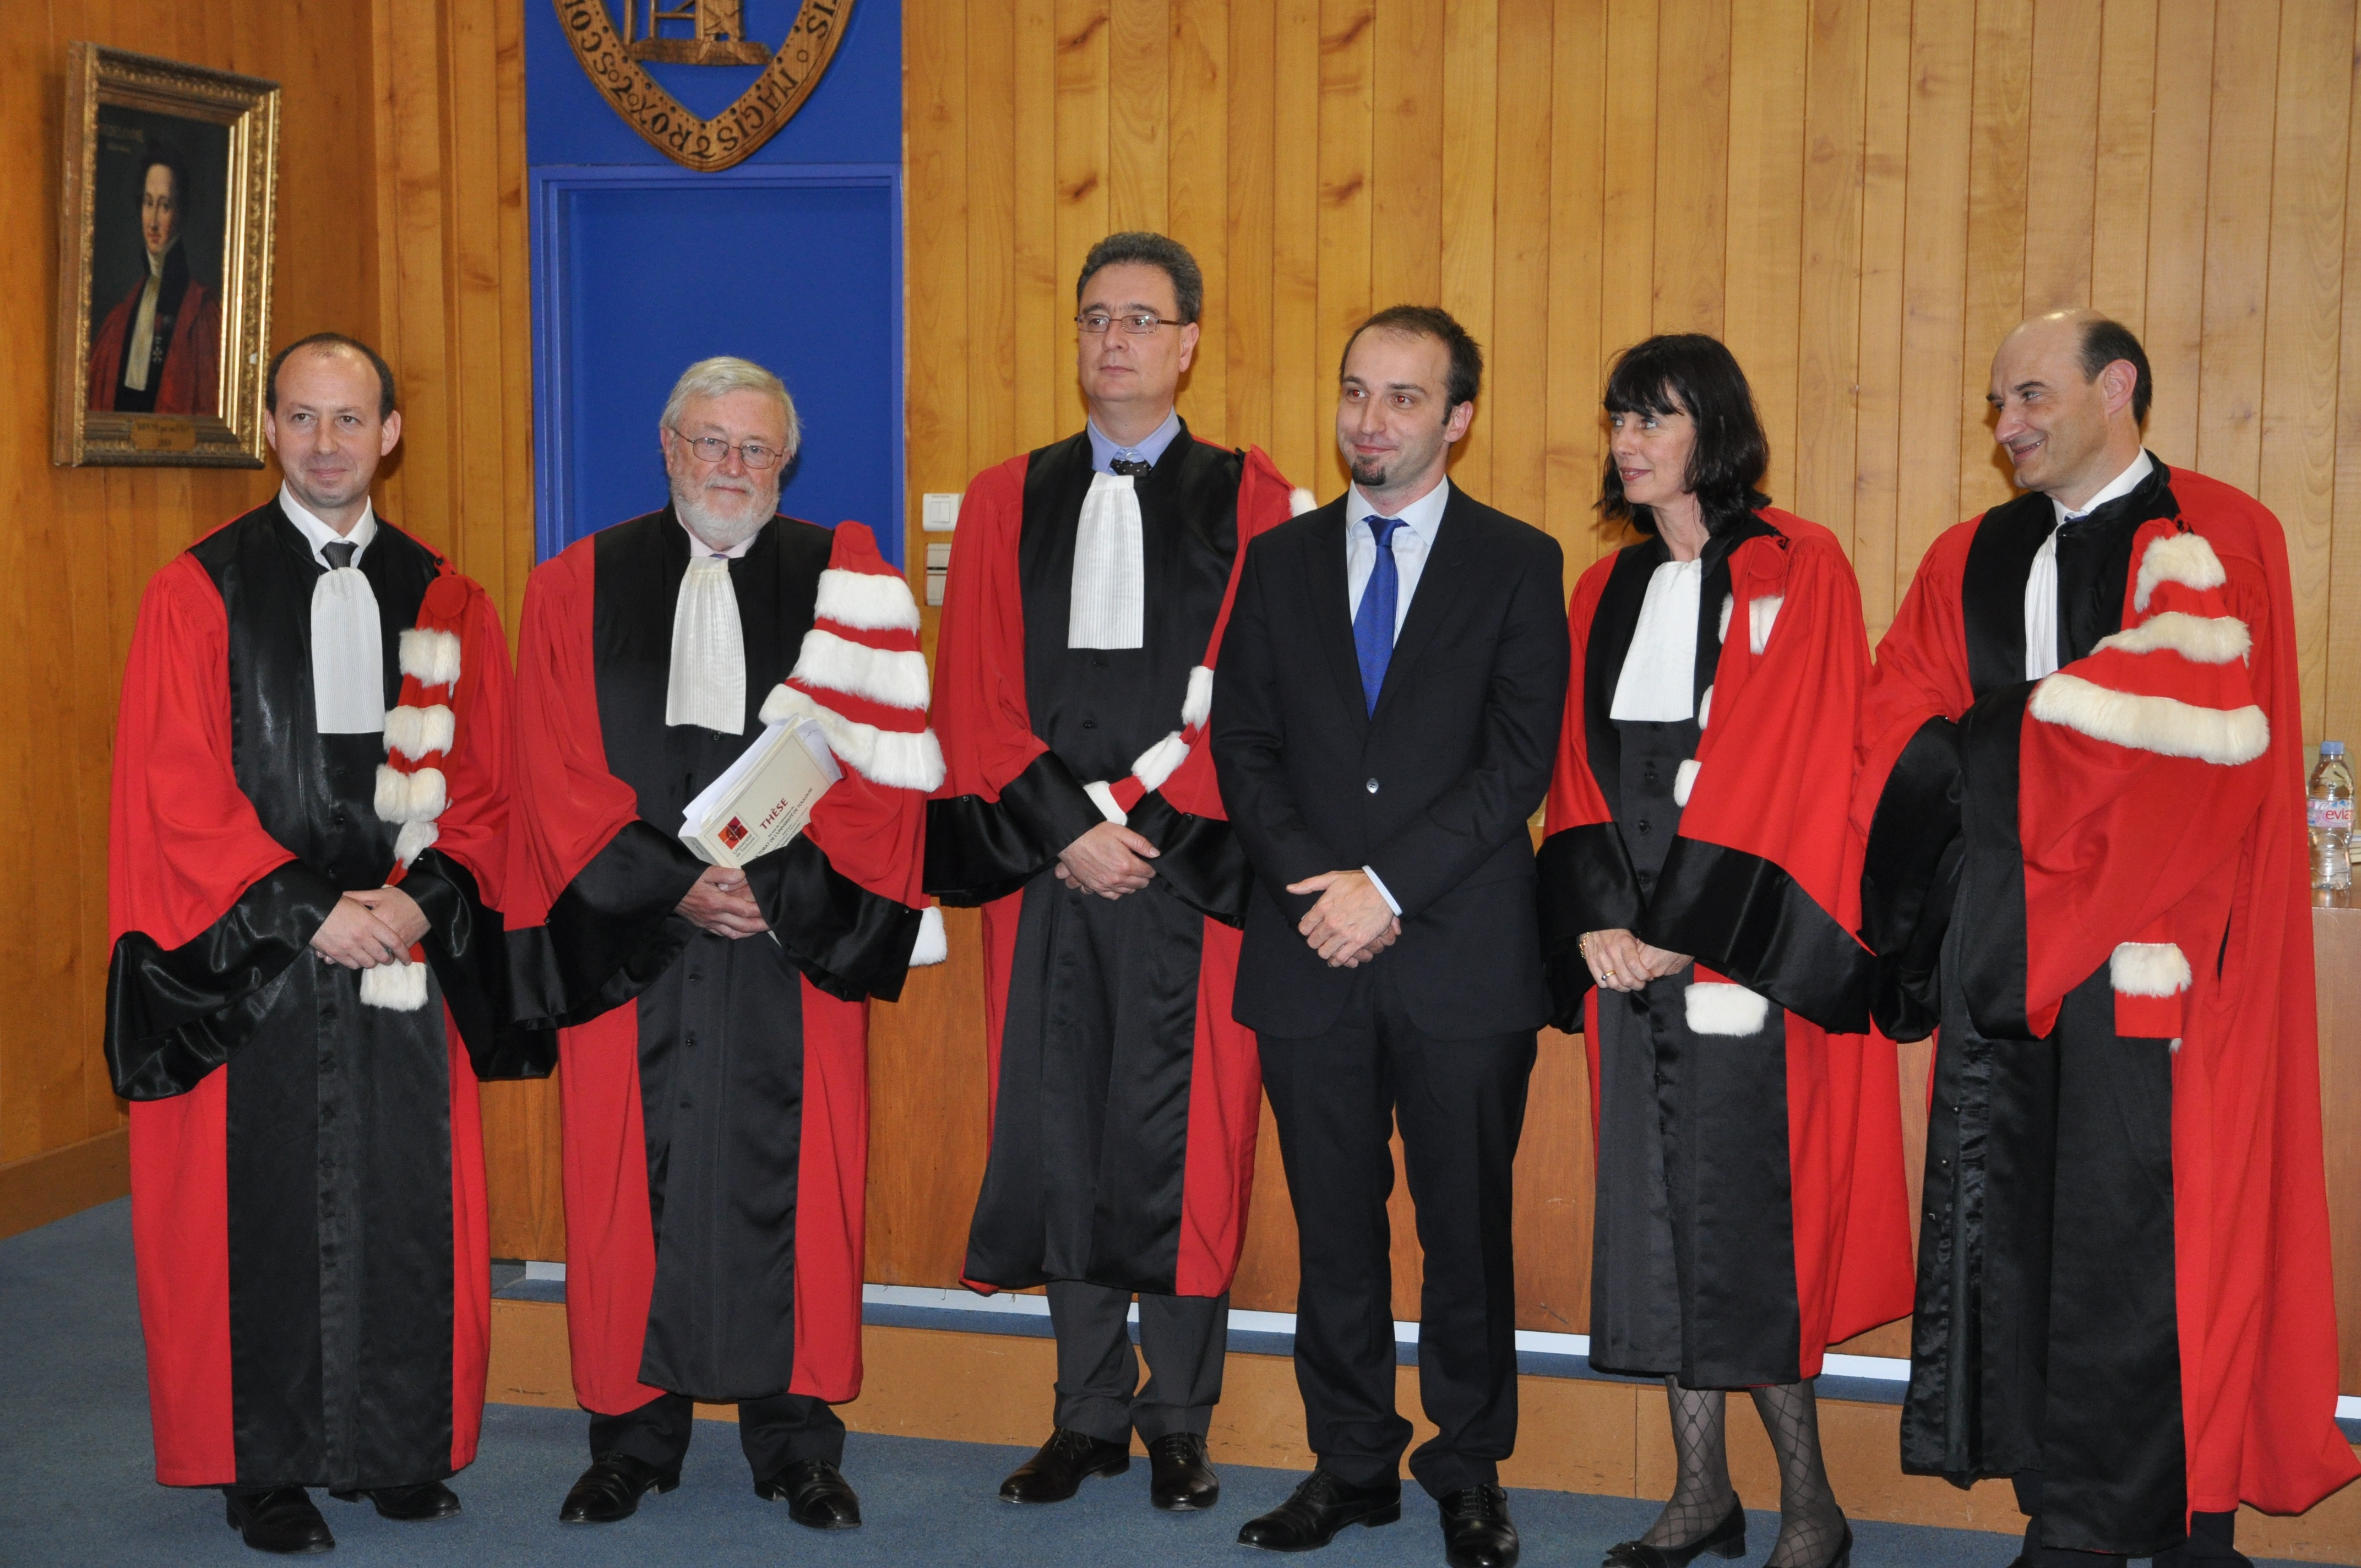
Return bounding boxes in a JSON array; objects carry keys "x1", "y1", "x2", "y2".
[{"x1": 661, "y1": 355, "x2": 802, "y2": 461}]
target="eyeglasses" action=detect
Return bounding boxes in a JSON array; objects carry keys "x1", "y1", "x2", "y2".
[
  {"x1": 673, "y1": 431, "x2": 785, "y2": 470},
  {"x1": 1076, "y1": 311, "x2": 1186, "y2": 336}
]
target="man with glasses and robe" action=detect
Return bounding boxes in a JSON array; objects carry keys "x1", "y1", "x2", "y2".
[
  {"x1": 927, "y1": 232, "x2": 1304, "y2": 1513},
  {"x1": 506, "y1": 356, "x2": 943, "y2": 1531}
]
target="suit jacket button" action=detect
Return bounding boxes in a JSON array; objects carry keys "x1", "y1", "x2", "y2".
[
  {"x1": 1636, "y1": 818, "x2": 1651, "y2": 834},
  {"x1": 1366, "y1": 778, "x2": 1380, "y2": 793}
]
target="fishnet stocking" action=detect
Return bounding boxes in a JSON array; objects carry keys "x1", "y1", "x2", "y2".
[
  {"x1": 1748, "y1": 1380, "x2": 1847, "y2": 1567},
  {"x1": 1639, "y1": 1377, "x2": 1736, "y2": 1548}
]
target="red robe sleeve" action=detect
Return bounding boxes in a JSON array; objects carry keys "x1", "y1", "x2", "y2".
[
  {"x1": 105, "y1": 556, "x2": 347, "y2": 1099},
  {"x1": 1849, "y1": 522, "x2": 1981, "y2": 1039},
  {"x1": 1649, "y1": 516, "x2": 1877, "y2": 1032},
  {"x1": 110, "y1": 554, "x2": 316, "y2": 952}
]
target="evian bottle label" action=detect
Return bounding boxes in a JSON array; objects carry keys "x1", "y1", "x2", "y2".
[{"x1": 2311, "y1": 797, "x2": 2355, "y2": 831}]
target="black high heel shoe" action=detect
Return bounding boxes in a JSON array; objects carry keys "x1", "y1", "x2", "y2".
[{"x1": 1603, "y1": 1496, "x2": 1747, "y2": 1566}]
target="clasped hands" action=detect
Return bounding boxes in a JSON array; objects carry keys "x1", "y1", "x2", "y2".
[
  {"x1": 310, "y1": 886, "x2": 429, "y2": 968},
  {"x1": 1581, "y1": 927, "x2": 1689, "y2": 993},
  {"x1": 1056, "y1": 821, "x2": 1160, "y2": 898},
  {"x1": 1289, "y1": 870, "x2": 1400, "y2": 969},
  {"x1": 677, "y1": 864, "x2": 771, "y2": 939}
]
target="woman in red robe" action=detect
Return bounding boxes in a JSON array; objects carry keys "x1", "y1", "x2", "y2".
[{"x1": 1536, "y1": 335, "x2": 1912, "y2": 1568}]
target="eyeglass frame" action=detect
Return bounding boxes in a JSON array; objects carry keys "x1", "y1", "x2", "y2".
[
  {"x1": 1074, "y1": 310, "x2": 1190, "y2": 336},
  {"x1": 669, "y1": 428, "x2": 787, "y2": 471}
]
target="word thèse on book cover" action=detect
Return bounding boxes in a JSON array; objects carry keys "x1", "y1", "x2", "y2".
[{"x1": 679, "y1": 715, "x2": 842, "y2": 869}]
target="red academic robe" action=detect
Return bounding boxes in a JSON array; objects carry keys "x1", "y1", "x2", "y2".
[
  {"x1": 926, "y1": 431, "x2": 1299, "y2": 1298},
  {"x1": 1537, "y1": 509, "x2": 1913, "y2": 1381},
  {"x1": 88, "y1": 263, "x2": 220, "y2": 416},
  {"x1": 1857, "y1": 462, "x2": 2357, "y2": 1548},
  {"x1": 108, "y1": 504, "x2": 516, "y2": 1488},
  {"x1": 506, "y1": 515, "x2": 928, "y2": 1414}
]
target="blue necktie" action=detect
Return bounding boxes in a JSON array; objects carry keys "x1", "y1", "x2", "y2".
[{"x1": 1354, "y1": 514, "x2": 1405, "y2": 715}]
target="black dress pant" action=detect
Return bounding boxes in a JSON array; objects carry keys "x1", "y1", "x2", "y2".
[
  {"x1": 589, "y1": 1389, "x2": 845, "y2": 1480},
  {"x1": 1047, "y1": 1280, "x2": 1229, "y2": 1442},
  {"x1": 1258, "y1": 966, "x2": 1537, "y2": 1499}
]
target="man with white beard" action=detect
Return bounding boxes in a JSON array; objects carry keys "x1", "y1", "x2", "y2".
[{"x1": 507, "y1": 356, "x2": 942, "y2": 1529}]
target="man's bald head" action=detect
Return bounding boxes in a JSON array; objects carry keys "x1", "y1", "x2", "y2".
[{"x1": 1988, "y1": 309, "x2": 2150, "y2": 509}]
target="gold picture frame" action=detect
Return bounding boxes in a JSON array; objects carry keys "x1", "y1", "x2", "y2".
[{"x1": 52, "y1": 44, "x2": 279, "y2": 468}]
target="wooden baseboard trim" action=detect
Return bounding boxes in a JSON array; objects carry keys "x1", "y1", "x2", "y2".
[
  {"x1": 487, "y1": 1301, "x2": 2361, "y2": 1562},
  {"x1": 0, "y1": 1125, "x2": 129, "y2": 1240}
]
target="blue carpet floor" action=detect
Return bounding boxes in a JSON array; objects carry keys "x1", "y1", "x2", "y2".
[{"x1": 1, "y1": 1199, "x2": 2333, "y2": 1567}]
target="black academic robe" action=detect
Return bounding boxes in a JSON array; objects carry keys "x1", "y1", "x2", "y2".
[
  {"x1": 1857, "y1": 459, "x2": 2357, "y2": 1552},
  {"x1": 507, "y1": 509, "x2": 920, "y2": 1413},
  {"x1": 926, "y1": 427, "x2": 1296, "y2": 1298},
  {"x1": 1536, "y1": 509, "x2": 1910, "y2": 1388},
  {"x1": 106, "y1": 502, "x2": 522, "y2": 1490}
]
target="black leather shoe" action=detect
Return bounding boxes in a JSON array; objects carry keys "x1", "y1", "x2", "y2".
[
  {"x1": 558, "y1": 1452, "x2": 678, "y2": 1523},
  {"x1": 1236, "y1": 1468, "x2": 1402, "y2": 1551},
  {"x1": 328, "y1": 1482, "x2": 460, "y2": 1521},
  {"x1": 222, "y1": 1487, "x2": 335, "y2": 1554},
  {"x1": 1604, "y1": 1496, "x2": 1747, "y2": 1566},
  {"x1": 1440, "y1": 1484, "x2": 1520, "y2": 1568},
  {"x1": 998, "y1": 1428, "x2": 1131, "y2": 1503},
  {"x1": 755, "y1": 1457, "x2": 863, "y2": 1529},
  {"x1": 1147, "y1": 1431, "x2": 1220, "y2": 1511}
]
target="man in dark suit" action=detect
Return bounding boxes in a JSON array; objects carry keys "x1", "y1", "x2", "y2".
[{"x1": 1211, "y1": 306, "x2": 1568, "y2": 1568}]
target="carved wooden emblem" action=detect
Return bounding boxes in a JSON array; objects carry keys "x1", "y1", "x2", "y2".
[{"x1": 553, "y1": 0, "x2": 854, "y2": 171}]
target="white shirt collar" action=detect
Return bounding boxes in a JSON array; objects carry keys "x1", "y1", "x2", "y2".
[
  {"x1": 678, "y1": 513, "x2": 760, "y2": 560},
  {"x1": 2051, "y1": 449, "x2": 2154, "y2": 528},
  {"x1": 278, "y1": 483, "x2": 378, "y2": 567},
  {"x1": 1348, "y1": 477, "x2": 1450, "y2": 540}
]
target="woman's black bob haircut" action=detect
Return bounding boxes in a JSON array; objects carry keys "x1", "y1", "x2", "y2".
[{"x1": 1597, "y1": 334, "x2": 1771, "y2": 538}]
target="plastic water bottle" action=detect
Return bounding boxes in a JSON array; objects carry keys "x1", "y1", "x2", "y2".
[{"x1": 2311, "y1": 741, "x2": 2354, "y2": 908}]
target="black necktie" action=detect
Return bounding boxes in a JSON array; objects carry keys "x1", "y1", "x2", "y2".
[
  {"x1": 1108, "y1": 458, "x2": 1151, "y2": 477},
  {"x1": 323, "y1": 541, "x2": 357, "y2": 570}
]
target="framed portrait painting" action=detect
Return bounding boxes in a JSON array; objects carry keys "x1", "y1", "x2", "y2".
[{"x1": 52, "y1": 45, "x2": 279, "y2": 467}]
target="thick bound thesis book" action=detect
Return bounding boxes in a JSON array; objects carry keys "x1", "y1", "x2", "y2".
[{"x1": 679, "y1": 716, "x2": 841, "y2": 868}]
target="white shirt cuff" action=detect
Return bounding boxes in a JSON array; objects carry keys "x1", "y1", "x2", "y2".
[{"x1": 1361, "y1": 865, "x2": 1402, "y2": 917}]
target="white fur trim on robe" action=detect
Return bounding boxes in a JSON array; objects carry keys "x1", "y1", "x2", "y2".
[
  {"x1": 1182, "y1": 666, "x2": 1215, "y2": 730},
  {"x1": 1697, "y1": 685, "x2": 1714, "y2": 731},
  {"x1": 1084, "y1": 780, "x2": 1128, "y2": 826},
  {"x1": 1288, "y1": 487, "x2": 1318, "y2": 516},
  {"x1": 2133, "y1": 532, "x2": 2227, "y2": 612},
  {"x1": 1130, "y1": 732, "x2": 1191, "y2": 793},
  {"x1": 1684, "y1": 982, "x2": 1770, "y2": 1036},
  {"x1": 910, "y1": 906, "x2": 949, "y2": 967},
  {"x1": 759, "y1": 684, "x2": 947, "y2": 792},
  {"x1": 394, "y1": 819, "x2": 439, "y2": 868},
  {"x1": 398, "y1": 627, "x2": 463, "y2": 689},
  {"x1": 373, "y1": 764, "x2": 449, "y2": 825},
  {"x1": 360, "y1": 958, "x2": 429, "y2": 1011},
  {"x1": 814, "y1": 567, "x2": 922, "y2": 633},
  {"x1": 383, "y1": 703, "x2": 455, "y2": 763},
  {"x1": 1673, "y1": 758, "x2": 1700, "y2": 807},
  {"x1": 2095, "y1": 612, "x2": 2252, "y2": 666},
  {"x1": 1749, "y1": 595, "x2": 1783, "y2": 656},
  {"x1": 790, "y1": 628, "x2": 932, "y2": 711},
  {"x1": 2028, "y1": 672, "x2": 2269, "y2": 765},
  {"x1": 2110, "y1": 941, "x2": 2193, "y2": 996}
]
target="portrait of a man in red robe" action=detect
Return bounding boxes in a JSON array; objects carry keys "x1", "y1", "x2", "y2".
[{"x1": 85, "y1": 128, "x2": 221, "y2": 417}]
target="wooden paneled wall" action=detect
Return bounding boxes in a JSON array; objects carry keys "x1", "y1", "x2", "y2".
[
  {"x1": 366, "y1": 0, "x2": 560, "y2": 1262},
  {"x1": 0, "y1": 3, "x2": 384, "y2": 1186},
  {"x1": 0, "y1": 1, "x2": 541, "y2": 1230},
  {"x1": 891, "y1": 0, "x2": 2361, "y2": 1379}
]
